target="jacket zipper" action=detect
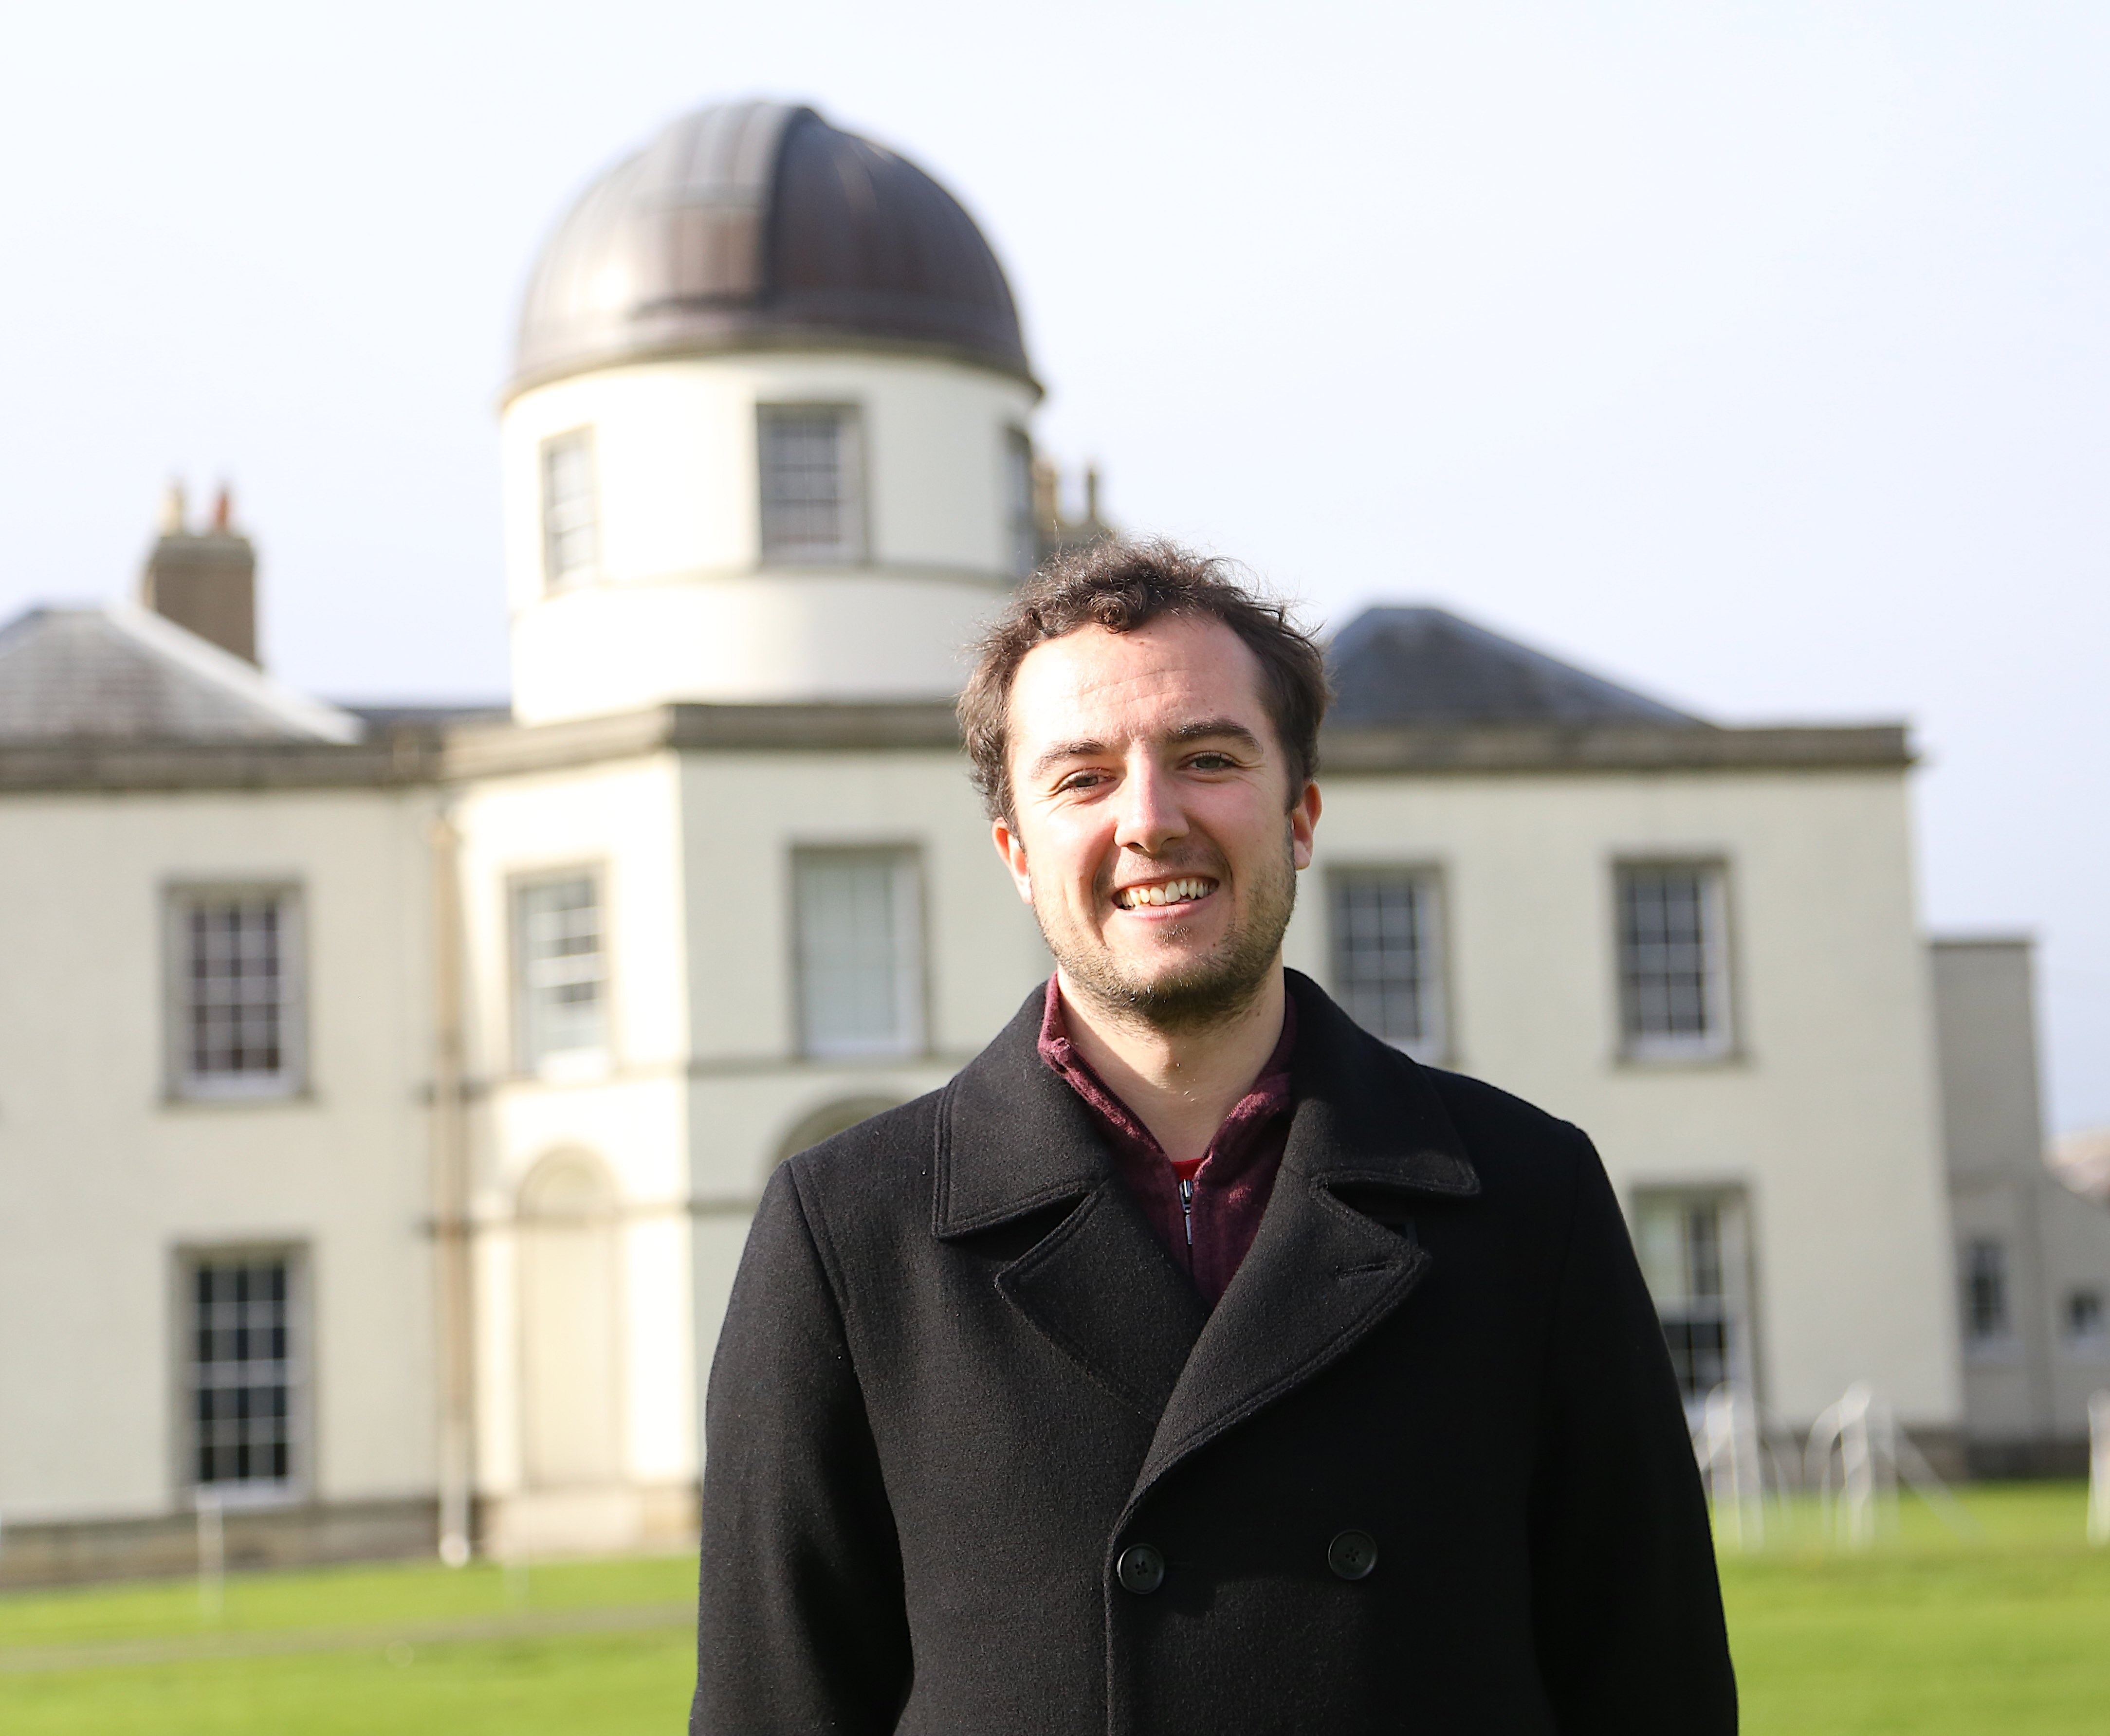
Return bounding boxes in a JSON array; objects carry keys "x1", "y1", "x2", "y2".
[{"x1": 1178, "y1": 1176, "x2": 1194, "y2": 1247}]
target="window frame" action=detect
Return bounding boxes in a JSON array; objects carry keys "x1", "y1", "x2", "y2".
[
  {"x1": 173, "y1": 1242, "x2": 310, "y2": 1508},
  {"x1": 1630, "y1": 1185, "x2": 1760, "y2": 1419},
  {"x1": 163, "y1": 881, "x2": 307, "y2": 1103},
  {"x1": 539, "y1": 426, "x2": 601, "y2": 592},
  {"x1": 510, "y1": 864, "x2": 614, "y2": 1079},
  {"x1": 1960, "y1": 1235, "x2": 2014, "y2": 1355},
  {"x1": 1324, "y1": 863, "x2": 1451, "y2": 1064},
  {"x1": 1612, "y1": 858, "x2": 1737, "y2": 1064},
  {"x1": 789, "y1": 843, "x2": 928, "y2": 1061},
  {"x1": 2063, "y1": 1287, "x2": 2109, "y2": 1357},
  {"x1": 756, "y1": 402, "x2": 867, "y2": 567}
]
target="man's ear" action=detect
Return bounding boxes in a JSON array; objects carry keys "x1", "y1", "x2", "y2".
[
  {"x1": 1289, "y1": 779, "x2": 1321, "y2": 871},
  {"x1": 991, "y1": 815, "x2": 1035, "y2": 904}
]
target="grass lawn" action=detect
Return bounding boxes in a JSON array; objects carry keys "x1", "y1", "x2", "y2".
[
  {"x1": 1725, "y1": 1482, "x2": 2110, "y2": 1735},
  {"x1": 0, "y1": 1553, "x2": 699, "y2": 1735},
  {"x1": 0, "y1": 1483, "x2": 2103, "y2": 1732}
]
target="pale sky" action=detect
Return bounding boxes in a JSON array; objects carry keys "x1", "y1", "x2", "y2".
[{"x1": 3, "y1": 1, "x2": 2104, "y2": 1132}]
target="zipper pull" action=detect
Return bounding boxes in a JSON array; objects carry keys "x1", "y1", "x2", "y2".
[{"x1": 1178, "y1": 1176, "x2": 1194, "y2": 1247}]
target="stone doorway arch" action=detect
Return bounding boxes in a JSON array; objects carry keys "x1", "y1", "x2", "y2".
[{"x1": 516, "y1": 1149, "x2": 624, "y2": 1490}]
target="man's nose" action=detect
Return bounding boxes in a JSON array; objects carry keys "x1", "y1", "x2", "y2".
[{"x1": 1112, "y1": 757, "x2": 1186, "y2": 855}]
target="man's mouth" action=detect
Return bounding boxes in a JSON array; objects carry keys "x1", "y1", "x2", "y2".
[{"x1": 1113, "y1": 877, "x2": 1218, "y2": 911}]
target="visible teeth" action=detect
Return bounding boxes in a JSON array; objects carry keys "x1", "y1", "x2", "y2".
[{"x1": 1119, "y1": 878, "x2": 1212, "y2": 909}]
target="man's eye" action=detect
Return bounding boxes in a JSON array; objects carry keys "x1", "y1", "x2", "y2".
[
  {"x1": 1187, "y1": 753, "x2": 1234, "y2": 770},
  {"x1": 1057, "y1": 771, "x2": 1109, "y2": 792}
]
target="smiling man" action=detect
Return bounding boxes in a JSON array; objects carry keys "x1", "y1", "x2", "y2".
[{"x1": 692, "y1": 543, "x2": 1736, "y2": 1736}]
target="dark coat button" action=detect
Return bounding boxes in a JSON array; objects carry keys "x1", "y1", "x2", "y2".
[
  {"x1": 1327, "y1": 1529, "x2": 1378, "y2": 1581},
  {"x1": 1116, "y1": 1544, "x2": 1166, "y2": 1595}
]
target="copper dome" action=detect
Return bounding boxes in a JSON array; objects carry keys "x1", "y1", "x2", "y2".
[{"x1": 512, "y1": 101, "x2": 1033, "y2": 397}]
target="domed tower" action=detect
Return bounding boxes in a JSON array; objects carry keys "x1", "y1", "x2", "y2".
[{"x1": 502, "y1": 101, "x2": 1042, "y2": 724}]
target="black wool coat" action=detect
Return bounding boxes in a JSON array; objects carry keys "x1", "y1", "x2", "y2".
[{"x1": 693, "y1": 972, "x2": 1736, "y2": 1735}]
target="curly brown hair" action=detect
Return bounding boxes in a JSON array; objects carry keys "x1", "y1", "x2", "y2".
[{"x1": 957, "y1": 538, "x2": 1330, "y2": 824}]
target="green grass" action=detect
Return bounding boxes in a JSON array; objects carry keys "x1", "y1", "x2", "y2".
[
  {"x1": 0, "y1": 1553, "x2": 700, "y2": 1735},
  {"x1": 1, "y1": 1486, "x2": 2104, "y2": 1734},
  {"x1": 1724, "y1": 1482, "x2": 2110, "y2": 1735},
  {"x1": 0, "y1": 1551, "x2": 695, "y2": 1649},
  {"x1": 1, "y1": 1627, "x2": 693, "y2": 1736}
]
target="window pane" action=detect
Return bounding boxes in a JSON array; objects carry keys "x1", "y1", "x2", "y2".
[
  {"x1": 1964, "y1": 1238, "x2": 2009, "y2": 1341},
  {"x1": 1330, "y1": 872, "x2": 1440, "y2": 1056},
  {"x1": 518, "y1": 876, "x2": 606, "y2": 1066},
  {"x1": 795, "y1": 849, "x2": 920, "y2": 1057},
  {"x1": 1635, "y1": 1195, "x2": 1744, "y2": 1406},
  {"x1": 541, "y1": 430, "x2": 599, "y2": 589},
  {"x1": 760, "y1": 407, "x2": 861, "y2": 563},
  {"x1": 191, "y1": 1256, "x2": 295, "y2": 1489},
  {"x1": 182, "y1": 895, "x2": 289, "y2": 1084},
  {"x1": 1618, "y1": 865, "x2": 1725, "y2": 1052}
]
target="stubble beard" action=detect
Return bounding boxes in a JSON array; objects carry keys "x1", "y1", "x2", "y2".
[{"x1": 1032, "y1": 824, "x2": 1301, "y2": 1038}]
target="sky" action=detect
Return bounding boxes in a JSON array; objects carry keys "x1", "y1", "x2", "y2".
[{"x1": 2, "y1": 1, "x2": 2104, "y2": 1133}]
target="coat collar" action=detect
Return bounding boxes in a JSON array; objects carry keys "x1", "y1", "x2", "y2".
[
  {"x1": 931, "y1": 980, "x2": 1116, "y2": 1238},
  {"x1": 933, "y1": 968, "x2": 1477, "y2": 1238},
  {"x1": 933, "y1": 985, "x2": 1208, "y2": 1416},
  {"x1": 1273, "y1": 967, "x2": 1479, "y2": 1196},
  {"x1": 933, "y1": 970, "x2": 1479, "y2": 1449}
]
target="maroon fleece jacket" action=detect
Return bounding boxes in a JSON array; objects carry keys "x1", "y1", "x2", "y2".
[{"x1": 1035, "y1": 976, "x2": 1295, "y2": 1305}]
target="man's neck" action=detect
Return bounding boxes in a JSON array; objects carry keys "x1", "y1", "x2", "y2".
[{"x1": 1055, "y1": 964, "x2": 1287, "y2": 1168}]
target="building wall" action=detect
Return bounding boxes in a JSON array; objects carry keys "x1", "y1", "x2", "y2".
[
  {"x1": 0, "y1": 730, "x2": 1985, "y2": 1576},
  {"x1": 446, "y1": 749, "x2": 700, "y2": 1551},
  {"x1": 501, "y1": 353, "x2": 1037, "y2": 720},
  {"x1": 661, "y1": 740, "x2": 1957, "y2": 1441},
  {"x1": 676, "y1": 744, "x2": 1049, "y2": 1408},
  {"x1": 1933, "y1": 937, "x2": 2110, "y2": 1469},
  {"x1": 0, "y1": 786, "x2": 438, "y2": 1531},
  {"x1": 1296, "y1": 765, "x2": 1960, "y2": 1430}
]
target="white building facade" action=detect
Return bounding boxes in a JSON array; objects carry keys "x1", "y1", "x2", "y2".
[
  {"x1": 0, "y1": 96, "x2": 2048, "y2": 1583},
  {"x1": 1934, "y1": 937, "x2": 2110, "y2": 1472}
]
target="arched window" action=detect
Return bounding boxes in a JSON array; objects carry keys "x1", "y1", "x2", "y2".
[{"x1": 775, "y1": 1096, "x2": 902, "y2": 1168}]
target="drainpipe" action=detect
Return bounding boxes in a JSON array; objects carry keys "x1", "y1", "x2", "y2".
[{"x1": 430, "y1": 808, "x2": 475, "y2": 1565}]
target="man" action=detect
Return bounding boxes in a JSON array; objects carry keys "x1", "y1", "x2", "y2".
[{"x1": 693, "y1": 542, "x2": 1736, "y2": 1734}]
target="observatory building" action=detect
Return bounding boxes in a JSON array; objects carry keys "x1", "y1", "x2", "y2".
[
  {"x1": 503, "y1": 100, "x2": 1042, "y2": 720},
  {"x1": 0, "y1": 99, "x2": 2102, "y2": 1582}
]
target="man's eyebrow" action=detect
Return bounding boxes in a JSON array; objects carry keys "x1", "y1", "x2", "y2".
[
  {"x1": 1167, "y1": 718, "x2": 1265, "y2": 750},
  {"x1": 1026, "y1": 738, "x2": 1109, "y2": 780}
]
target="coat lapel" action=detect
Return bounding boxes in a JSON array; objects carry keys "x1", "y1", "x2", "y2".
[
  {"x1": 933, "y1": 974, "x2": 1481, "y2": 1470},
  {"x1": 1128, "y1": 972, "x2": 1481, "y2": 1506},
  {"x1": 935, "y1": 988, "x2": 1209, "y2": 1420}
]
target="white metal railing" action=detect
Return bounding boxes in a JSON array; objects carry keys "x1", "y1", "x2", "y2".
[
  {"x1": 1802, "y1": 1381, "x2": 1973, "y2": 1549},
  {"x1": 1694, "y1": 1380, "x2": 1979, "y2": 1552},
  {"x1": 195, "y1": 1489, "x2": 225, "y2": 1621},
  {"x1": 2089, "y1": 1389, "x2": 2110, "y2": 1548},
  {"x1": 1695, "y1": 1385, "x2": 1767, "y2": 1547}
]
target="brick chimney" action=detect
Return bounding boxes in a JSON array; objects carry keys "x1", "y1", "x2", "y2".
[{"x1": 140, "y1": 481, "x2": 258, "y2": 664}]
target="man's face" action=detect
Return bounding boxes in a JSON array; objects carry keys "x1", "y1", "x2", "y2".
[{"x1": 992, "y1": 615, "x2": 1320, "y2": 1029}]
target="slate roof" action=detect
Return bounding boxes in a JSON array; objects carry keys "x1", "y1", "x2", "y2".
[
  {"x1": 1325, "y1": 606, "x2": 1706, "y2": 730},
  {"x1": 0, "y1": 606, "x2": 362, "y2": 743}
]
